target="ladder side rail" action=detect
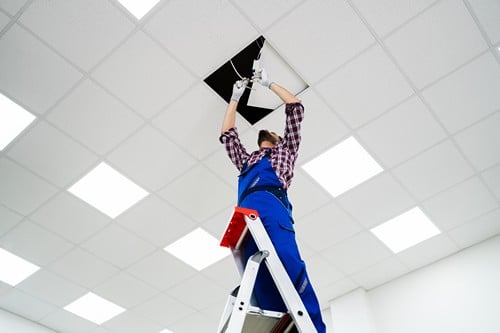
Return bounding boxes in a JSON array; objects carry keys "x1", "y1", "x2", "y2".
[{"x1": 244, "y1": 215, "x2": 317, "y2": 333}]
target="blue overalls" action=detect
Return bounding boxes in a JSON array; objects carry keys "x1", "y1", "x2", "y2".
[{"x1": 238, "y1": 153, "x2": 326, "y2": 333}]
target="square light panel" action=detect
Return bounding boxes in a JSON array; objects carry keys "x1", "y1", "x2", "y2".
[
  {"x1": 302, "y1": 136, "x2": 383, "y2": 197},
  {"x1": 0, "y1": 248, "x2": 40, "y2": 286},
  {"x1": 164, "y1": 228, "x2": 230, "y2": 271},
  {"x1": 371, "y1": 207, "x2": 441, "y2": 253},
  {"x1": 64, "y1": 292, "x2": 125, "y2": 325},
  {"x1": 68, "y1": 162, "x2": 149, "y2": 218},
  {"x1": 0, "y1": 93, "x2": 36, "y2": 150},
  {"x1": 116, "y1": 0, "x2": 160, "y2": 19}
]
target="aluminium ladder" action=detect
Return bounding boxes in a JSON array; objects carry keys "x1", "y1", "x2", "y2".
[{"x1": 217, "y1": 207, "x2": 316, "y2": 333}]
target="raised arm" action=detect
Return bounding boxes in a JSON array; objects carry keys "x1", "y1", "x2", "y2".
[{"x1": 221, "y1": 80, "x2": 247, "y2": 133}]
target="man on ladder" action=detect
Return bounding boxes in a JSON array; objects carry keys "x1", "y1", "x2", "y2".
[{"x1": 219, "y1": 68, "x2": 326, "y2": 333}]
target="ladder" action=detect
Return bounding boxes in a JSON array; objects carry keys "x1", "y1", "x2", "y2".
[{"x1": 217, "y1": 207, "x2": 316, "y2": 333}]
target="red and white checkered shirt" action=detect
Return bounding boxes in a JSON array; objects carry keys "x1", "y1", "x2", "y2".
[{"x1": 220, "y1": 103, "x2": 304, "y2": 190}]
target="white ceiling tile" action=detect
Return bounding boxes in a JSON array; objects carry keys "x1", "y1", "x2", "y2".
[
  {"x1": 40, "y1": 309, "x2": 98, "y2": 333},
  {"x1": 166, "y1": 274, "x2": 227, "y2": 311},
  {"x1": 317, "y1": 278, "x2": 358, "y2": 305},
  {"x1": 448, "y1": 208, "x2": 500, "y2": 248},
  {"x1": 0, "y1": 205, "x2": 22, "y2": 237},
  {"x1": 0, "y1": 0, "x2": 27, "y2": 15},
  {"x1": 168, "y1": 310, "x2": 218, "y2": 333},
  {"x1": 47, "y1": 80, "x2": 144, "y2": 155},
  {"x1": 144, "y1": 0, "x2": 258, "y2": 77},
  {"x1": 317, "y1": 45, "x2": 413, "y2": 128},
  {"x1": 126, "y1": 250, "x2": 197, "y2": 291},
  {"x1": 7, "y1": 121, "x2": 98, "y2": 187},
  {"x1": 321, "y1": 232, "x2": 392, "y2": 275},
  {"x1": 132, "y1": 293, "x2": 196, "y2": 327},
  {"x1": 158, "y1": 165, "x2": 234, "y2": 223},
  {"x1": 482, "y1": 164, "x2": 500, "y2": 200},
  {"x1": 454, "y1": 112, "x2": 500, "y2": 171},
  {"x1": 19, "y1": 0, "x2": 134, "y2": 71},
  {"x1": 48, "y1": 247, "x2": 119, "y2": 289},
  {"x1": 296, "y1": 202, "x2": 362, "y2": 252},
  {"x1": 337, "y1": 173, "x2": 415, "y2": 228},
  {"x1": 93, "y1": 271, "x2": 158, "y2": 309},
  {"x1": 92, "y1": 31, "x2": 195, "y2": 118},
  {"x1": 30, "y1": 192, "x2": 110, "y2": 244},
  {"x1": 0, "y1": 10, "x2": 9, "y2": 29},
  {"x1": 0, "y1": 288, "x2": 57, "y2": 321},
  {"x1": 350, "y1": 256, "x2": 409, "y2": 290},
  {"x1": 384, "y1": 0, "x2": 487, "y2": 88},
  {"x1": 17, "y1": 269, "x2": 86, "y2": 307},
  {"x1": 288, "y1": 169, "x2": 332, "y2": 220},
  {"x1": 201, "y1": 255, "x2": 241, "y2": 291},
  {"x1": 81, "y1": 224, "x2": 155, "y2": 269},
  {"x1": 0, "y1": 220, "x2": 73, "y2": 266},
  {"x1": 305, "y1": 254, "x2": 345, "y2": 289},
  {"x1": 468, "y1": 0, "x2": 500, "y2": 44},
  {"x1": 423, "y1": 177, "x2": 498, "y2": 231},
  {"x1": 103, "y1": 311, "x2": 162, "y2": 333},
  {"x1": 422, "y1": 53, "x2": 500, "y2": 133},
  {"x1": 0, "y1": 24, "x2": 82, "y2": 114},
  {"x1": 153, "y1": 83, "x2": 227, "y2": 160},
  {"x1": 357, "y1": 96, "x2": 447, "y2": 167},
  {"x1": 351, "y1": 0, "x2": 438, "y2": 37},
  {"x1": 397, "y1": 234, "x2": 459, "y2": 270},
  {"x1": 88, "y1": 327, "x2": 113, "y2": 333},
  {"x1": 107, "y1": 125, "x2": 197, "y2": 191},
  {"x1": 117, "y1": 195, "x2": 196, "y2": 247},
  {"x1": 201, "y1": 205, "x2": 234, "y2": 242},
  {"x1": 232, "y1": 0, "x2": 302, "y2": 30},
  {"x1": 392, "y1": 140, "x2": 475, "y2": 201},
  {"x1": 266, "y1": 0, "x2": 374, "y2": 83}
]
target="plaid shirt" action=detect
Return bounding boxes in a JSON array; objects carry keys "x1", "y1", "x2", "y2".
[{"x1": 220, "y1": 103, "x2": 304, "y2": 190}]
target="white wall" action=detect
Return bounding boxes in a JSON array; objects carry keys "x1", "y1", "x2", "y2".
[
  {"x1": 0, "y1": 309, "x2": 57, "y2": 333},
  {"x1": 330, "y1": 235, "x2": 500, "y2": 333}
]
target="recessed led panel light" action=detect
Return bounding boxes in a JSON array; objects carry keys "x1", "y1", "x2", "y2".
[
  {"x1": 164, "y1": 228, "x2": 230, "y2": 271},
  {"x1": 302, "y1": 137, "x2": 383, "y2": 197},
  {"x1": 159, "y1": 329, "x2": 173, "y2": 333},
  {"x1": 0, "y1": 93, "x2": 36, "y2": 150},
  {"x1": 370, "y1": 207, "x2": 441, "y2": 253},
  {"x1": 64, "y1": 292, "x2": 125, "y2": 325},
  {"x1": 68, "y1": 162, "x2": 149, "y2": 218},
  {"x1": 116, "y1": 0, "x2": 160, "y2": 19},
  {"x1": 0, "y1": 248, "x2": 40, "y2": 286}
]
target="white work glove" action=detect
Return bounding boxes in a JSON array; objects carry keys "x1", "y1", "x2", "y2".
[
  {"x1": 231, "y1": 79, "x2": 247, "y2": 102},
  {"x1": 255, "y1": 68, "x2": 272, "y2": 89}
]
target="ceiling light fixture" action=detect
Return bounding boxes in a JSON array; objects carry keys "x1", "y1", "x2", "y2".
[
  {"x1": 64, "y1": 292, "x2": 125, "y2": 325},
  {"x1": 0, "y1": 93, "x2": 36, "y2": 150},
  {"x1": 116, "y1": 0, "x2": 160, "y2": 19},
  {"x1": 0, "y1": 248, "x2": 40, "y2": 286}
]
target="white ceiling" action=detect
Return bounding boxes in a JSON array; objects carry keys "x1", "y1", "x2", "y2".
[{"x1": 1, "y1": 0, "x2": 500, "y2": 332}]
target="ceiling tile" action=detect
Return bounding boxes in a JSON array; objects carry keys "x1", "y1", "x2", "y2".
[
  {"x1": 305, "y1": 254, "x2": 345, "y2": 289},
  {"x1": 0, "y1": 205, "x2": 22, "y2": 237},
  {"x1": 454, "y1": 112, "x2": 500, "y2": 171},
  {"x1": 107, "y1": 125, "x2": 197, "y2": 191},
  {"x1": 0, "y1": 288, "x2": 57, "y2": 321},
  {"x1": 422, "y1": 177, "x2": 498, "y2": 231},
  {"x1": 126, "y1": 250, "x2": 197, "y2": 291},
  {"x1": 117, "y1": 195, "x2": 196, "y2": 247},
  {"x1": 40, "y1": 309, "x2": 98, "y2": 333},
  {"x1": 351, "y1": 0, "x2": 438, "y2": 37},
  {"x1": 316, "y1": 278, "x2": 358, "y2": 307},
  {"x1": 92, "y1": 31, "x2": 195, "y2": 118},
  {"x1": 288, "y1": 169, "x2": 332, "y2": 220},
  {"x1": 19, "y1": 0, "x2": 134, "y2": 70},
  {"x1": 153, "y1": 83, "x2": 227, "y2": 160},
  {"x1": 0, "y1": 24, "x2": 82, "y2": 114},
  {"x1": 337, "y1": 173, "x2": 415, "y2": 228},
  {"x1": 296, "y1": 202, "x2": 362, "y2": 252},
  {"x1": 350, "y1": 256, "x2": 409, "y2": 290},
  {"x1": 47, "y1": 80, "x2": 144, "y2": 155},
  {"x1": 321, "y1": 232, "x2": 392, "y2": 275},
  {"x1": 30, "y1": 192, "x2": 110, "y2": 244},
  {"x1": 0, "y1": 0, "x2": 27, "y2": 15},
  {"x1": 48, "y1": 247, "x2": 119, "y2": 289},
  {"x1": 396, "y1": 234, "x2": 459, "y2": 270},
  {"x1": 448, "y1": 208, "x2": 500, "y2": 248},
  {"x1": 357, "y1": 96, "x2": 446, "y2": 168},
  {"x1": 0, "y1": 11, "x2": 9, "y2": 29},
  {"x1": 201, "y1": 255, "x2": 241, "y2": 292},
  {"x1": 482, "y1": 164, "x2": 500, "y2": 200},
  {"x1": 232, "y1": 0, "x2": 302, "y2": 31},
  {"x1": 158, "y1": 165, "x2": 234, "y2": 223},
  {"x1": 103, "y1": 311, "x2": 162, "y2": 333},
  {"x1": 266, "y1": 0, "x2": 374, "y2": 83},
  {"x1": 17, "y1": 269, "x2": 86, "y2": 307},
  {"x1": 0, "y1": 220, "x2": 73, "y2": 266},
  {"x1": 132, "y1": 292, "x2": 196, "y2": 327},
  {"x1": 144, "y1": 0, "x2": 258, "y2": 77},
  {"x1": 384, "y1": 0, "x2": 487, "y2": 88},
  {"x1": 392, "y1": 140, "x2": 475, "y2": 201},
  {"x1": 7, "y1": 121, "x2": 98, "y2": 187},
  {"x1": 201, "y1": 205, "x2": 235, "y2": 242},
  {"x1": 316, "y1": 45, "x2": 413, "y2": 128},
  {"x1": 81, "y1": 224, "x2": 155, "y2": 269},
  {"x1": 422, "y1": 53, "x2": 500, "y2": 133},
  {"x1": 166, "y1": 274, "x2": 227, "y2": 311},
  {"x1": 468, "y1": 0, "x2": 500, "y2": 44},
  {"x1": 168, "y1": 309, "x2": 218, "y2": 333}
]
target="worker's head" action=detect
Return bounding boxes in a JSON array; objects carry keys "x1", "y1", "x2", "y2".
[{"x1": 258, "y1": 130, "x2": 282, "y2": 148}]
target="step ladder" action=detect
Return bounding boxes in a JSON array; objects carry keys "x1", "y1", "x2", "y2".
[{"x1": 217, "y1": 207, "x2": 316, "y2": 333}]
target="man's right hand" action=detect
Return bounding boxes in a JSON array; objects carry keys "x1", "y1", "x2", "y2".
[{"x1": 231, "y1": 79, "x2": 248, "y2": 102}]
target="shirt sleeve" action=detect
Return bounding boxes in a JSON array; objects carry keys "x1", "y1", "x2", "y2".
[
  {"x1": 219, "y1": 127, "x2": 250, "y2": 171},
  {"x1": 281, "y1": 102, "x2": 304, "y2": 157}
]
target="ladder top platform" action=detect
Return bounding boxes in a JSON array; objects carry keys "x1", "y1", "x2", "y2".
[{"x1": 220, "y1": 207, "x2": 259, "y2": 249}]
